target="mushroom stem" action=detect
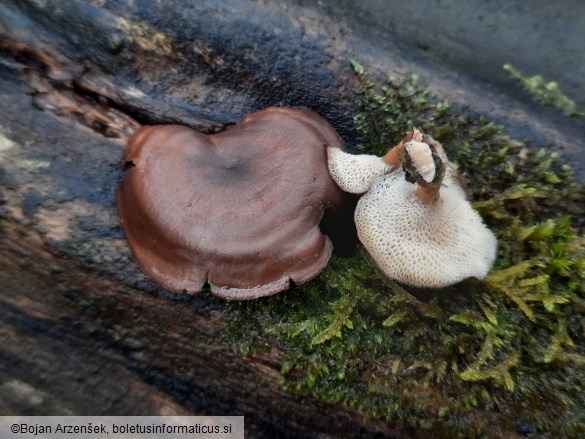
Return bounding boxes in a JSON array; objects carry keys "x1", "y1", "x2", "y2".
[
  {"x1": 381, "y1": 143, "x2": 405, "y2": 168},
  {"x1": 414, "y1": 184, "x2": 441, "y2": 205},
  {"x1": 404, "y1": 141, "x2": 446, "y2": 205},
  {"x1": 381, "y1": 128, "x2": 429, "y2": 168}
]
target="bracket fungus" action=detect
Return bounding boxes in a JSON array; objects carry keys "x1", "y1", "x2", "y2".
[
  {"x1": 117, "y1": 107, "x2": 350, "y2": 300},
  {"x1": 327, "y1": 128, "x2": 497, "y2": 288}
]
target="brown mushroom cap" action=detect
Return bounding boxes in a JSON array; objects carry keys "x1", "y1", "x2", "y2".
[{"x1": 117, "y1": 107, "x2": 348, "y2": 300}]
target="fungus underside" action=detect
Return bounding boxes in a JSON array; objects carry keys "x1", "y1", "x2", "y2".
[{"x1": 223, "y1": 67, "x2": 585, "y2": 437}]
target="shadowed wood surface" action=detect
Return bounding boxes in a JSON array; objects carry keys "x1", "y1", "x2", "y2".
[{"x1": 0, "y1": 1, "x2": 583, "y2": 438}]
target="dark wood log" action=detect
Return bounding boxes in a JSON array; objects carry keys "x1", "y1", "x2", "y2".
[{"x1": 0, "y1": 1, "x2": 584, "y2": 438}]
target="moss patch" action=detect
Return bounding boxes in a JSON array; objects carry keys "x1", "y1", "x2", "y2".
[
  {"x1": 503, "y1": 63, "x2": 584, "y2": 118},
  {"x1": 223, "y1": 64, "x2": 585, "y2": 437}
]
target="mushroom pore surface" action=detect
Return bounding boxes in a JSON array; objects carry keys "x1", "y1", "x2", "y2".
[
  {"x1": 117, "y1": 107, "x2": 348, "y2": 300},
  {"x1": 326, "y1": 129, "x2": 497, "y2": 288},
  {"x1": 326, "y1": 147, "x2": 391, "y2": 194},
  {"x1": 354, "y1": 154, "x2": 497, "y2": 288}
]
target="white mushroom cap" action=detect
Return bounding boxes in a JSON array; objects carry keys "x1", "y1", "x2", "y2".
[
  {"x1": 326, "y1": 127, "x2": 497, "y2": 288},
  {"x1": 355, "y1": 171, "x2": 497, "y2": 288},
  {"x1": 327, "y1": 147, "x2": 391, "y2": 194}
]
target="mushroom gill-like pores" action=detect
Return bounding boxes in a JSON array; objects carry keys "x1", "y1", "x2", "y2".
[
  {"x1": 327, "y1": 128, "x2": 497, "y2": 288},
  {"x1": 117, "y1": 107, "x2": 350, "y2": 300}
]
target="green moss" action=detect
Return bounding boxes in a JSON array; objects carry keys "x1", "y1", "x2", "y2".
[
  {"x1": 223, "y1": 64, "x2": 585, "y2": 437},
  {"x1": 503, "y1": 63, "x2": 585, "y2": 118}
]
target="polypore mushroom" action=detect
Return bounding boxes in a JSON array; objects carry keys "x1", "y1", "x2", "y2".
[
  {"x1": 327, "y1": 128, "x2": 497, "y2": 288},
  {"x1": 117, "y1": 107, "x2": 350, "y2": 300}
]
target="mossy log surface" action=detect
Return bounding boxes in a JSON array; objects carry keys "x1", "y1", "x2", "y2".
[{"x1": 1, "y1": 1, "x2": 584, "y2": 438}]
